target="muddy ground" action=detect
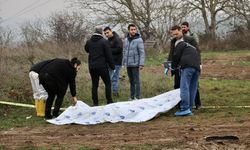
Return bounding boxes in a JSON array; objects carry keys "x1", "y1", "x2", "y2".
[
  {"x1": 0, "y1": 55, "x2": 250, "y2": 149},
  {"x1": 0, "y1": 117, "x2": 250, "y2": 149}
]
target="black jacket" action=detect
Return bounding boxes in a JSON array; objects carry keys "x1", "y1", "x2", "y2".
[
  {"x1": 172, "y1": 41, "x2": 201, "y2": 71},
  {"x1": 85, "y1": 34, "x2": 115, "y2": 69},
  {"x1": 168, "y1": 35, "x2": 200, "y2": 62},
  {"x1": 108, "y1": 32, "x2": 123, "y2": 65},
  {"x1": 30, "y1": 59, "x2": 54, "y2": 73},
  {"x1": 38, "y1": 58, "x2": 77, "y2": 97}
]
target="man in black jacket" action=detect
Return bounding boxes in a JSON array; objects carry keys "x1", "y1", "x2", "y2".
[
  {"x1": 37, "y1": 58, "x2": 81, "y2": 119},
  {"x1": 181, "y1": 21, "x2": 202, "y2": 109},
  {"x1": 85, "y1": 26, "x2": 115, "y2": 106},
  {"x1": 167, "y1": 23, "x2": 201, "y2": 110},
  {"x1": 104, "y1": 27, "x2": 123, "y2": 97},
  {"x1": 170, "y1": 25, "x2": 200, "y2": 116}
]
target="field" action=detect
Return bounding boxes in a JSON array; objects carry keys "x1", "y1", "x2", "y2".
[{"x1": 0, "y1": 50, "x2": 250, "y2": 150}]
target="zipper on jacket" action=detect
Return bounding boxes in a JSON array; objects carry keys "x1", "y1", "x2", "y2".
[{"x1": 127, "y1": 40, "x2": 131, "y2": 65}]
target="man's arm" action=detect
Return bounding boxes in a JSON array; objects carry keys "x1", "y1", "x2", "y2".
[
  {"x1": 172, "y1": 42, "x2": 186, "y2": 69},
  {"x1": 104, "y1": 40, "x2": 115, "y2": 70},
  {"x1": 138, "y1": 38, "x2": 145, "y2": 66},
  {"x1": 84, "y1": 41, "x2": 89, "y2": 53},
  {"x1": 111, "y1": 38, "x2": 123, "y2": 55}
]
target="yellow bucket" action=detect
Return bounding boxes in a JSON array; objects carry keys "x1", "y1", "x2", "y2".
[{"x1": 35, "y1": 99, "x2": 46, "y2": 117}]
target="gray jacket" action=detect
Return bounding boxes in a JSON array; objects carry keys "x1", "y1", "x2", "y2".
[{"x1": 123, "y1": 33, "x2": 145, "y2": 67}]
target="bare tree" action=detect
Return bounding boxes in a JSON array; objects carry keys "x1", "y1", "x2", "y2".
[
  {"x1": 20, "y1": 20, "x2": 48, "y2": 64},
  {"x1": 69, "y1": 0, "x2": 189, "y2": 49},
  {"x1": 48, "y1": 12, "x2": 91, "y2": 58},
  {"x1": 230, "y1": 0, "x2": 250, "y2": 30},
  {"x1": 186, "y1": 0, "x2": 234, "y2": 40},
  {"x1": 0, "y1": 26, "x2": 14, "y2": 73}
]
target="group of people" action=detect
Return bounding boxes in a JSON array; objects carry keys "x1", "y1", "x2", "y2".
[
  {"x1": 29, "y1": 22, "x2": 201, "y2": 119},
  {"x1": 84, "y1": 24, "x2": 145, "y2": 106}
]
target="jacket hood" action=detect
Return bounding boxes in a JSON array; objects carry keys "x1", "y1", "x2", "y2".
[
  {"x1": 109, "y1": 31, "x2": 119, "y2": 40},
  {"x1": 127, "y1": 33, "x2": 140, "y2": 41},
  {"x1": 90, "y1": 33, "x2": 103, "y2": 42}
]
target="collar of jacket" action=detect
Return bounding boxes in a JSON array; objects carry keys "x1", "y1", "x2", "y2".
[
  {"x1": 93, "y1": 33, "x2": 103, "y2": 36},
  {"x1": 127, "y1": 33, "x2": 140, "y2": 42},
  {"x1": 108, "y1": 31, "x2": 118, "y2": 40},
  {"x1": 90, "y1": 33, "x2": 104, "y2": 41}
]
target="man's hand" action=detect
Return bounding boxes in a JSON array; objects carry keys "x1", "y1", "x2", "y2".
[
  {"x1": 139, "y1": 65, "x2": 144, "y2": 70},
  {"x1": 164, "y1": 68, "x2": 169, "y2": 76},
  {"x1": 72, "y1": 97, "x2": 77, "y2": 106}
]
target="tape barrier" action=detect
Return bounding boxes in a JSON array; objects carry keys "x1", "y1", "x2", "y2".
[
  {"x1": 0, "y1": 100, "x2": 66, "y2": 110},
  {"x1": 0, "y1": 100, "x2": 249, "y2": 109}
]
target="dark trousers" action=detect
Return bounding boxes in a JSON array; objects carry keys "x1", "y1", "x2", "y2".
[
  {"x1": 89, "y1": 67, "x2": 113, "y2": 106},
  {"x1": 174, "y1": 69, "x2": 201, "y2": 107},
  {"x1": 127, "y1": 67, "x2": 140, "y2": 99},
  {"x1": 40, "y1": 73, "x2": 64, "y2": 118}
]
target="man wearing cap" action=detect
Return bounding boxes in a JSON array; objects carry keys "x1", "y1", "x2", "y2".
[{"x1": 85, "y1": 26, "x2": 115, "y2": 106}]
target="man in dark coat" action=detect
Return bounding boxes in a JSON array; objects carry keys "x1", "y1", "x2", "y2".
[
  {"x1": 181, "y1": 21, "x2": 202, "y2": 109},
  {"x1": 37, "y1": 57, "x2": 81, "y2": 119},
  {"x1": 104, "y1": 27, "x2": 123, "y2": 96},
  {"x1": 85, "y1": 26, "x2": 115, "y2": 106},
  {"x1": 167, "y1": 23, "x2": 201, "y2": 110},
  {"x1": 170, "y1": 25, "x2": 200, "y2": 116}
]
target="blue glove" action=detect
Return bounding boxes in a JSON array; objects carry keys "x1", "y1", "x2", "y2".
[{"x1": 164, "y1": 68, "x2": 169, "y2": 76}]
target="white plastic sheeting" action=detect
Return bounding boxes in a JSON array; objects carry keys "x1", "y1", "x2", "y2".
[
  {"x1": 47, "y1": 89, "x2": 180, "y2": 125},
  {"x1": 29, "y1": 71, "x2": 48, "y2": 100}
]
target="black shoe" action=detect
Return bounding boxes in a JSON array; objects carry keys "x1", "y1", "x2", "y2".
[
  {"x1": 195, "y1": 105, "x2": 201, "y2": 110},
  {"x1": 113, "y1": 92, "x2": 119, "y2": 97},
  {"x1": 53, "y1": 113, "x2": 59, "y2": 118},
  {"x1": 44, "y1": 115, "x2": 53, "y2": 120},
  {"x1": 107, "y1": 100, "x2": 113, "y2": 104}
]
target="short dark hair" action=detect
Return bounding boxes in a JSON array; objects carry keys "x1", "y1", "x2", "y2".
[
  {"x1": 71, "y1": 57, "x2": 81, "y2": 65},
  {"x1": 170, "y1": 25, "x2": 181, "y2": 31},
  {"x1": 103, "y1": 26, "x2": 111, "y2": 31},
  {"x1": 181, "y1": 21, "x2": 189, "y2": 27},
  {"x1": 128, "y1": 24, "x2": 136, "y2": 30}
]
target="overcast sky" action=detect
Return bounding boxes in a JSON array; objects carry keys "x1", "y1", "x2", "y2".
[{"x1": 0, "y1": 0, "x2": 71, "y2": 28}]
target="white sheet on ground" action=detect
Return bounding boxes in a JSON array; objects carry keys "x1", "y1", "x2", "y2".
[{"x1": 46, "y1": 89, "x2": 180, "y2": 125}]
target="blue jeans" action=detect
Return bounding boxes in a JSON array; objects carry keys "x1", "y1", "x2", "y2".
[
  {"x1": 180, "y1": 67, "x2": 200, "y2": 111},
  {"x1": 109, "y1": 65, "x2": 121, "y2": 93},
  {"x1": 127, "y1": 67, "x2": 140, "y2": 99}
]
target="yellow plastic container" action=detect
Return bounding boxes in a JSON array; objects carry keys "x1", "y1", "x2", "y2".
[{"x1": 35, "y1": 99, "x2": 46, "y2": 117}]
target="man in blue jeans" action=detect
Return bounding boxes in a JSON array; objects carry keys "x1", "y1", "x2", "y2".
[
  {"x1": 170, "y1": 25, "x2": 201, "y2": 116},
  {"x1": 104, "y1": 27, "x2": 123, "y2": 97},
  {"x1": 123, "y1": 24, "x2": 145, "y2": 100}
]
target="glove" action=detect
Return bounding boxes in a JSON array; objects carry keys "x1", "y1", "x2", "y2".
[{"x1": 164, "y1": 68, "x2": 169, "y2": 76}]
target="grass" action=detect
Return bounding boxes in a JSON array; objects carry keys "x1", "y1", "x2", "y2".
[
  {"x1": 0, "y1": 50, "x2": 250, "y2": 149},
  {"x1": 0, "y1": 105, "x2": 46, "y2": 130},
  {"x1": 0, "y1": 77, "x2": 249, "y2": 130}
]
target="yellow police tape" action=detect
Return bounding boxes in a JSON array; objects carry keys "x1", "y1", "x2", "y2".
[
  {"x1": 0, "y1": 100, "x2": 66, "y2": 110},
  {"x1": 0, "y1": 100, "x2": 250, "y2": 109}
]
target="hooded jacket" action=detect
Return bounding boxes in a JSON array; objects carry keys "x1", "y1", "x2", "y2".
[
  {"x1": 85, "y1": 34, "x2": 115, "y2": 70},
  {"x1": 122, "y1": 33, "x2": 145, "y2": 67},
  {"x1": 107, "y1": 32, "x2": 123, "y2": 65}
]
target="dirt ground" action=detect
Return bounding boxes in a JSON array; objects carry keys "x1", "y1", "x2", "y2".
[
  {"x1": 144, "y1": 55, "x2": 250, "y2": 80},
  {"x1": 0, "y1": 118, "x2": 250, "y2": 149},
  {"x1": 0, "y1": 55, "x2": 250, "y2": 149}
]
